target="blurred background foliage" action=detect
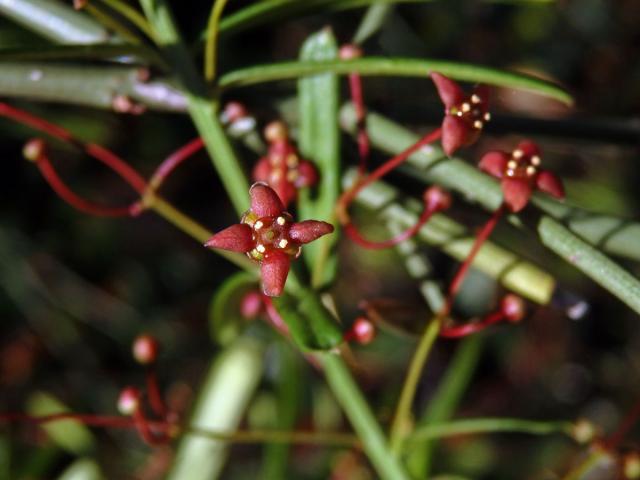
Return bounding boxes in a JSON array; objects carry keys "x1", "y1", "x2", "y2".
[{"x1": 0, "y1": 1, "x2": 639, "y2": 479}]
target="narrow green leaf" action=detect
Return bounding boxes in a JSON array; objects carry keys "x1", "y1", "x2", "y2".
[
  {"x1": 0, "y1": 63, "x2": 186, "y2": 111},
  {"x1": 353, "y1": 2, "x2": 395, "y2": 45},
  {"x1": 0, "y1": 0, "x2": 112, "y2": 44},
  {"x1": 167, "y1": 337, "x2": 265, "y2": 480},
  {"x1": 340, "y1": 104, "x2": 640, "y2": 262},
  {"x1": 216, "y1": 0, "x2": 431, "y2": 38},
  {"x1": 209, "y1": 272, "x2": 258, "y2": 346},
  {"x1": 0, "y1": 44, "x2": 165, "y2": 67},
  {"x1": 297, "y1": 27, "x2": 341, "y2": 288},
  {"x1": 220, "y1": 57, "x2": 573, "y2": 106},
  {"x1": 26, "y1": 392, "x2": 95, "y2": 455}
]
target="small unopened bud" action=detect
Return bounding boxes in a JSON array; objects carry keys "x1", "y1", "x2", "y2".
[
  {"x1": 571, "y1": 418, "x2": 596, "y2": 444},
  {"x1": 118, "y1": 387, "x2": 140, "y2": 415},
  {"x1": 23, "y1": 138, "x2": 45, "y2": 162},
  {"x1": 423, "y1": 186, "x2": 452, "y2": 212},
  {"x1": 500, "y1": 294, "x2": 525, "y2": 323},
  {"x1": 264, "y1": 121, "x2": 288, "y2": 143},
  {"x1": 132, "y1": 334, "x2": 159, "y2": 365},
  {"x1": 346, "y1": 317, "x2": 376, "y2": 345},
  {"x1": 240, "y1": 291, "x2": 263, "y2": 319},
  {"x1": 221, "y1": 101, "x2": 248, "y2": 124},
  {"x1": 624, "y1": 452, "x2": 640, "y2": 479},
  {"x1": 73, "y1": 0, "x2": 88, "y2": 9},
  {"x1": 339, "y1": 44, "x2": 363, "y2": 60}
]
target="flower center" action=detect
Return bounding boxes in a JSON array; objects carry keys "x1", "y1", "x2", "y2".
[
  {"x1": 504, "y1": 148, "x2": 542, "y2": 180},
  {"x1": 242, "y1": 212, "x2": 301, "y2": 261},
  {"x1": 449, "y1": 93, "x2": 491, "y2": 131}
]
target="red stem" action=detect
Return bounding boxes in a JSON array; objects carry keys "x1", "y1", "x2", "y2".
[
  {"x1": 439, "y1": 310, "x2": 505, "y2": 339},
  {"x1": 148, "y1": 137, "x2": 205, "y2": 191},
  {"x1": 442, "y1": 204, "x2": 505, "y2": 315},
  {"x1": 348, "y1": 72, "x2": 369, "y2": 175},
  {"x1": 605, "y1": 396, "x2": 640, "y2": 450},
  {"x1": 0, "y1": 102, "x2": 146, "y2": 193},
  {"x1": 342, "y1": 203, "x2": 437, "y2": 250},
  {"x1": 145, "y1": 368, "x2": 167, "y2": 418},
  {"x1": 37, "y1": 151, "x2": 135, "y2": 217},
  {"x1": 0, "y1": 412, "x2": 136, "y2": 429},
  {"x1": 337, "y1": 128, "x2": 442, "y2": 248}
]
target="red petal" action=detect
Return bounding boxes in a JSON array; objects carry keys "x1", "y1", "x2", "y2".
[
  {"x1": 261, "y1": 250, "x2": 290, "y2": 297},
  {"x1": 204, "y1": 224, "x2": 254, "y2": 252},
  {"x1": 502, "y1": 178, "x2": 533, "y2": 212},
  {"x1": 479, "y1": 151, "x2": 509, "y2": 179},
  {"x1": 296, "y1": 161, "x2": 318, "y2": 188},
  {"x1": 473, "y1": 84, "x2": 490, "y2": 106},
  {"x1": 536, "y1": 170, "x2": 565, "y2": 199},
  {"x1": 250, "y1": 182, "x2": 285, "y2": 217},
  {"x1": 274, "y1": 180, "x2": 297, "y2": 207},
  {"x1": 431, "y1": 72, "x2": 465, "y2": 108},
  {"x1": 252, "y1": 157, "x2": 271, "y2": 183},
  {"x1": 441, "y1": 116, "x2": 468, "y2": 156},
  {"x1": 289, "y1": 220, "x2": 334, "y2": 244},
  {"x1": 516, "y1": 140, "x2": 540, "y2": 157}
]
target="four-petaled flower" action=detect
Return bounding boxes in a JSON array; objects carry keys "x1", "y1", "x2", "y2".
[
  {"x1": 204, "y1": 183, "x2": 333, "y2": 296},
  {"x1": 253, "y1": 121, "x2": 318, "y2": 207},
  {"x1": 479, "y1": 140, "x2": 565, "y2": 212},
  {"x1": 431, "y1": 72, "x2": 491, "y2": 156}
]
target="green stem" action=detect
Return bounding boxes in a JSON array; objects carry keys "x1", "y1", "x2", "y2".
[
  {"x1": 204, "y1": 0, "x2": 232, "y2": 83},
  {"x1": 98, "y1": 0, "x2": 156, "y2": 40},
  {"x1": 186, "y1": 425, "x2": 357, "y2": 448},
  {"x1": 408, "y1": 417, "x2": 574, "y2": 442},
  {"x1": 408, "y1": 337, "x2": 483, "y2": 477},
  {"x1": 389, "y1": 318, "x2": 441, "y2": 455},
  {"x1": 140, "y1": 0, "x2": 250, "y2": 214},
  {"x1": 319, "y1": 352, "x2": 410, "y2": 480},
  {"x1": 83, "y1": 3, "x2": 144, "y2": 45},
  {"x1": 219, "y1": 57, "x2": 572, "y2": 105}
]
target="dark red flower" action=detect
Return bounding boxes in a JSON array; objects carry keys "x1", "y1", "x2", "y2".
[
  {"x1": 204, "y1": 183, "x2": 333, "y2": 296},
  {"x1": 431, "y1": 72, "x2": 491, "y2": 156},
  {"x1": 479, "y1": 140, "x2": 565, "y2": 212},
  {"x1": 253, "y1": 121, "x2": 318, "y2": 207}
]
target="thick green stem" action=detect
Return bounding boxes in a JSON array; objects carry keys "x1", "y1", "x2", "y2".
[
  {"x1": 140, "y1": 0, "x2": 250, "y2": 214},
  {"x1": 389, "y1": 319, "x2": 440, "y2": 455},
  {"x1": 319, "y1": 353, "x2": 410, "y2": 480}
]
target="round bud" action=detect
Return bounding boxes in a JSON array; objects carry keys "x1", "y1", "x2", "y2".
[
  {"x1": 23, "y1": 138, "x2": 45, "y2": 163},
  {"x1": 500, "y1": 294, "x2": 525, "y2": 323},
  {"x1": 240, "y1": 290, "x2": 263, "y2": 319},
  {"x1": 339, "y1": 44, "x2": 363, "y2": 60},
  {"x1": 571, "y1": 418, "x2": 596, "y2": 444},
  {"x1": 132, "y1": 334, "x2": 159, "y2": 365},
  {"x1": 625, "y1": 453, "x2": 640, "y2": 479},
  {"x1": 423, "y1": 186, "x2": 452, "y2": 212},
  {"x1": 264, "y1": 121, "x2": 288, "y2": 143},
  {"x1": 222, "y1": 101, "x2": 248, "y2": 124},
  {"x1": 117, "y1": 387, "x2": 140, "y2": 415},
  {"x1": 349, "y1": 317, "x2": 376, "y2": 345}
]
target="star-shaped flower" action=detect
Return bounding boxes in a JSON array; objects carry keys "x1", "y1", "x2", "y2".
[
  {"x1": 479, "y1": 140, "x2": 565, "y2": 212},
  {"x1": 253, "y1": 121, "x2": 318, "y2": 207},
  {"x1": 431, "y1": 72, "x2": 491, "y2": 156},
  {"x1": 204, "y1": 183, "x2": 333, "y2": 296}
]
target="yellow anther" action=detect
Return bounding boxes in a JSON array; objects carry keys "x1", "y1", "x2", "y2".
[
  {"x1": 256, "y1": 244, "x2": 266, "y2": 253},
  {"x1": 254, "y1": 221, "x2": 263, "y2": 230},
  {"x1": 276, "y1": 216, "x2": 286, "y2": 225},
  {"x1": 278, "y1": 239, "x2": 288, "y2": 248},
  {"x1": 531, "y1": 155, "x2": 541, "y2": 166},
  {"x1": 471, "y1": 94, "x2": 481, "y2": 104},
  {"x1": 473, "y1": 120, "x2": 483, "y2": 129}
]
